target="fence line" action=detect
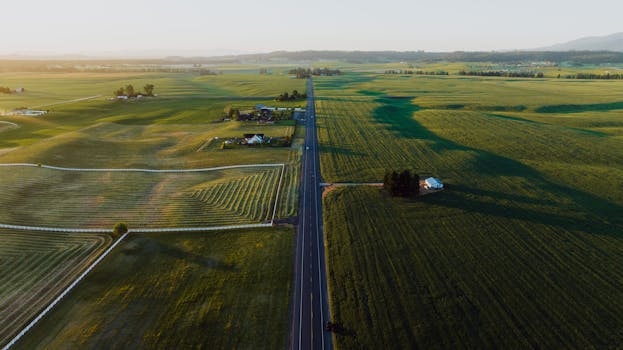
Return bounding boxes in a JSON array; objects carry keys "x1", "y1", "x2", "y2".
[
  {"x1": 0, "y1": 121, "x2": 18, "y2": 128},
  {"x1": 0, "y1": 162, "x2": 284, "y2": 173}
]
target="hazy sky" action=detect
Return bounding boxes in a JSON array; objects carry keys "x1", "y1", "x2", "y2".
[{"x1": 3, "y1": 0, "x2": 623, "y2": 56}]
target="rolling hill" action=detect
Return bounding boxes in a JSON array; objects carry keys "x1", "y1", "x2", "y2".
[{"x1": 537, "y1": 32, "x2": 623, "y2": 52}]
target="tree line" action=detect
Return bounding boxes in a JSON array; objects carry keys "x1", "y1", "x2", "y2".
[
  {"x1": 459, "y1": 70, "x2": 545, "y2": 78},
  {"x1": 0, "y1": 87, "x2": 13, "y2": 94},
  {"x1": 113, "y1": 84, "x2": 155, "y2": 97},
  {"x1": 383, "y1": 170, "x2": 420, "y2": 198},
  {"x1": 561, "y1": 73, "x2": 623, "y2": 80},
  {"x1": 288, "y1": 67, "x2": 341, "y2": 79},
  {"x1": 276, "y1": 90, "x2": 307, "y2": 101},
  {"x1": 385, "y1": 70, "x2": 448, "y2": 75}
]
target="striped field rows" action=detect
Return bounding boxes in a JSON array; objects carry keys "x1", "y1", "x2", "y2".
[
  {"x1": 0, "y1": 230, "x2": 111, "y2": 348},
  {"x1": 0, "y1": 164, "x2": 285, "y2": 230}
]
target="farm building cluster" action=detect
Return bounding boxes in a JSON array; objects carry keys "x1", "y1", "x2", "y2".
[{"x1": 224, "y1": 104, "x2": 304, "y2": 123}]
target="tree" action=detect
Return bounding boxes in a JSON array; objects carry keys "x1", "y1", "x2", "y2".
[
  {"x1": 384, "y1": 169, "x2": 420, "y2": 197},
  {"x1": 112, "y1": 222, "x2": 128, "y2": 239},
  {"x1": 143, "y1": 84, "x2": 155, "y2": 96},
  {"x1": 114, "y1": 87, "x2": 124, "y2": 97},
  {"x1": 125, "y1": 84, "x2": 135, "y2": 97},
  {"x1": 398, "y1": 170, "x2": 411, "y2": 196},
  {"x1": 409, "y1": 172, "x2": 420, "y2": 197}
]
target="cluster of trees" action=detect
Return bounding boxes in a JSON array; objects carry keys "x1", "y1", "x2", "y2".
[
  {"x1": 113, "y1": 84, "x2": 155, "y2": 97},
  {"x1": 562, "y1": 73, "x2": 623, "y2": 80},
  {"x1": 383, "y1": 170, "x2": 420, "y2": 198},
  {"x1": 111, "y1": 222, "x2": 128, "y2": 239},
  {"x1": 288, "y1": 67, "x2": 341, "y2": 79},
  {"x1": 276, "y1": 90, "x2": 307, "y2": 101},
  {"x1": 259, "y1": 68, "x2": 269, "y2": 74},
  {"x1": 0, "y1": 87, "x2": 13, "y2": 94},
  {"x1": 414, "y1": 70, "x2": 449, "y2": 75},
  {"x1": 384, "y1": 70, "x2": 449, "y2": 75},
  {"x1": 458, "y1": 70, "x2": 545, "y2": 78}
]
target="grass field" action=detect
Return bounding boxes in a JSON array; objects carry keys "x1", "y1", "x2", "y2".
[
  {"x1": 0, "y1": 72, "x2": 306, "y2": 111},
  {"x1": 0, "y1": 71, "x2": 304, "y2": 348},
  {"x1": 13, "y1": 228, "x2": 294, "y2": 350},
  {"x1": 0, "y1": 165, "x2": 284, "y2": 229},
  {"x1": 0, "y1": 229, "x2": 111, "y2": 348},
  {"x1": 0, "y1": 72, "x2": 305, "y2": 228},
  {"x1": 325, "y1": 187, "x2": 623, "y2": 349},
  {"x1": 315, "y1": 72, "x2": 623, "y2": 348}
]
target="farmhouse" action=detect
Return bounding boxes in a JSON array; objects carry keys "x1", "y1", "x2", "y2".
[
  {"x1": 14, "y1": 87, "x2": 25, "y2": 93},
  {"x1": 424, "y1": 177, "x2": 444, "y2": 190},
  {"x1": 244, "y1": 133, "x2": 264, "y2": 145}
]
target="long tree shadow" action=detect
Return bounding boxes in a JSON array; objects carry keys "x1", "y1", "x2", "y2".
[
  {"x1": 422, "y1": 188, "x2": 621, "y2": 237},
  {"x1": 536, "y1": 101, "x2": 623, "y2": 114},
  {"x1": 123, "y1": 236, "x2": 236, "y2": 271},
  {"x1": 369, "y1": 96, "x2": 623, "y2": 234}
]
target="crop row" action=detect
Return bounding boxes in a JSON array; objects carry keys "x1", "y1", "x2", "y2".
[
  {"x1": 325, "y1": 186, "x2": 623, "y2": 349},
  {"x1": 190, "y1": 167, "x2": 281, "y2": 222},
  {"x1": 0, "y1": 166, "x2": 284, "y2": 229},
  {"x1": 0, "y1": 230, "x2": 111, "y2": 348}
]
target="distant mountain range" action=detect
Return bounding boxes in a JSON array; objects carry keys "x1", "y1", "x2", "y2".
[{"x1": 537, "y1": 33, "x2": 623, "y2": 52}]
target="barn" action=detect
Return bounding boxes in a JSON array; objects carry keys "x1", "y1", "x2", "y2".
[{"x1": 424, "y1": 177, "x2": 444, "y2": 190}]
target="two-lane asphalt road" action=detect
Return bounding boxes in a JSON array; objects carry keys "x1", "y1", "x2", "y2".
[{"x1": 290, "y1": 78, "x2": 333, "y2": 350}]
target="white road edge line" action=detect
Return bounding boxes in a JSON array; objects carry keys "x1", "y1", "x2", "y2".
[
  {"x1": 297, "y1": 88, "x2": 311, "y2": 350},
  {"x1": 311, "y1": 90, "x2": 326, "y2": 350},
  {"x1": 1, "y1": 231, "x2": 130, "y2": 350}
]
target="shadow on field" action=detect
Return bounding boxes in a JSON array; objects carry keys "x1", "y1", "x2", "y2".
[
  {"x1": 370, "y1": 97, "x2": 623, "y2": 233},
  {"x1": 122, "y1": 236, "x2": 236, "y2": 271},
  {"x1": 536, "y1": 101, "x2": 623, "y2": 114},
  {"x1": 424, "y1": 187, "x2": 622, "y2": 237}
]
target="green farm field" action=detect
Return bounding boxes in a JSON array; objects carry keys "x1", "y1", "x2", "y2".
[
  {"x1": 0, "y1": 71, "x2": 304, "y2": 348},
  {"x1": 0, "y1": 230, "x2": 112, "y2": 348},
  {"x1": 0, "y1": 72, "x2": 305, "y2": 227},
  {"x1": 13, "y1": 228, "x2": 294, "y2": 350},
  {"x1": 315, "y1": 71, "x2": 623, "y2": 348}
]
